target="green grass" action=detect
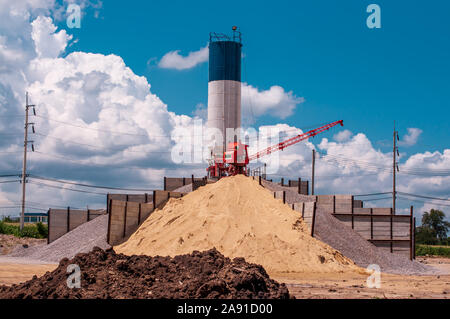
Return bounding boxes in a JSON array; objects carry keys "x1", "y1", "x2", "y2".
[
  {"x1": 416, "y1": 244, "x2": 450, "y2": 257},
  {"x1": 0, "y1": 221, "x2": 48, "y2": 239}
]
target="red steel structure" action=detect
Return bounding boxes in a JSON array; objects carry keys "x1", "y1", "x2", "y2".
[{"x1": 207, "y1": 120, "x2": 344, "y2": 178}]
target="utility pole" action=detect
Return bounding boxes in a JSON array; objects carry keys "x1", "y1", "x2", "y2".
[
  {"x1": 311, "y1": 149, "x2": 316, "y2": 195},
  {"x1": 393, "y1": 122, "x2": 399, "y2": 215},
  {"x1": 20, "y1": 92, "x2": 35, "y2": 230}
]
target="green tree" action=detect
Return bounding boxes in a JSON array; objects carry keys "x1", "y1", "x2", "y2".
[
  {"x1": 415, "y1": 225, "x2": 438, "y2": 245},
  {"x1": 421, "y1": 209, "x2": 450, "y2": 241}
]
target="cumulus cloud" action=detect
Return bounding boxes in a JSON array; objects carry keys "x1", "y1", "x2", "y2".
[
  {"x1": 31, "y1": 15, "x2": 72, "y2": 58},
  {"x1": 0, "y1": 2, "x2": 205, "y2": 214},
  {"x1": 158, "y1": 45, "x2": 208, "y2": 70},
  {"x1": 241, "y1": 83, "x2": 304, "y2": 121},
  {"x1": 333, "y1": 129, "x2": 352, "y2": 143},
  {"x1": 399, "y1": 128, "x2": 422, "y2": 147}
]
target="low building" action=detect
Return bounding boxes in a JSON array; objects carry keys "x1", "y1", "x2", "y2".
[{"x1": 24, "y1": 212, "x2": 48, "y2": 224}]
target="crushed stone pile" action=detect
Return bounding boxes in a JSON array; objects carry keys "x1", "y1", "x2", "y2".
[
  {"x1": 314, "y1": 208, "x2": 437, "y2": 275},
  {"x1": 115, "y1": 175, "x2": 363, "y2": 275},
  {"x1": 0, "y1": 247, "x2": 290, "y2": 299},
  {"x1": 261, "y1": 179, "x2": 437, "y2": 275},
  {"x1": 10, "y1": 214, "x2": 110, "y2": 263}
]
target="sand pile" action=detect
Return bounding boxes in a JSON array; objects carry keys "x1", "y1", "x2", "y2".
[
  {"x1": 0, "y1": 247, "x2": 290, "y2": 299},
  {"x1": 115, "y1": 175, "x2": 362, "y2": 274}
]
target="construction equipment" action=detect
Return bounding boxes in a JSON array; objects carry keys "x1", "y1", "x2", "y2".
[{"x1": 207, "y1": 120, "x2": 344, "y2": 178}]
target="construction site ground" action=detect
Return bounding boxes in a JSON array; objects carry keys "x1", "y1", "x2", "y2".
[{"x1": 0, "y1": 256, "x2": 447, "y2": 298}]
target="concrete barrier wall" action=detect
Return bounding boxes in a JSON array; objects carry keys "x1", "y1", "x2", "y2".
[
  {"x1": 107, "y1": 200, "x2": 155, "y2": 246},
  {"x1": 107, "y1": 191, "x2": 184, "y2": 246},
  {"x1": 274, "y1": 191, "x2": 317, "y2": 236},
  {"x1": 48, "y1": 208, "x2": 106, "y2": 244},
  {"x1": 164, "y1": 176, "x2": 207, "y2": 191},
  {"x1": 292, "y1": 202, "x2": 316, "y2": 235},
  {"x1": 262, "y1": 179, "x2": 414, "y2": 260}
]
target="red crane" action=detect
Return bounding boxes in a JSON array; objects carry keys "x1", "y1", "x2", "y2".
[{"x1": 207, "y1": 120, "x2": 344, "y2": 178}]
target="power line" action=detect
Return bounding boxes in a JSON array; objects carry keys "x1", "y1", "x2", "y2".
[
  {"x1": 354, "y1": 192, "x2": 392, "y2": 197},
  {"x1": 35, "y1": 115, "x2": 149, "y2": 137},
  {"x1": 11, "y1": 200, "x2": 84, "y2": 210},
  {"x1": 0, "y1": 205, "x2": 49, "y2": 211},
  {"x1": 397, "y1": 192, "x2": 450, "y2": 202},
  {"x1": 28, "y1": 180, "x2": 107, "y2": 196},
  {"x1": 30, "y1": 175, "x2": 154, "y2": 192},
  {"x1": 397, "y1": 196, "x2": 450, "y2": 208},
  {"x1": 0, "y1": 180, "x2": 20, "y2": 184},
  {"x1": 361, "y1": 196, "x2": 393, "y2": 202},
  {"x1": 0, "y1": 174, "x2": 21, "y2": 178}
]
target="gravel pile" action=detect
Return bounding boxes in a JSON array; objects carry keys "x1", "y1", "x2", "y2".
[
  {"x1": 0, "y1": 248, "x2": 290, "y2": 299},
  {"x1": 261, "y1": 179, "x2": 438, "y2": 275},
  {"x1": 314, "y1": 208, "x2": 437, "y2": 275},
  {"x1": 10, "y1": 214, "x2": 110, "y2": 263},
  {"x1": 173, "y1": 183, "x2": 193, "y2": 193}
]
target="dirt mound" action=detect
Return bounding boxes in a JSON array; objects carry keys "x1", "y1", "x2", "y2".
[
  {"x1": 115, "y1": 175, "x2": 363, "y2": 274},
  {"x1": 0, "y1": 247, "x2": 290, "y2": 299}
]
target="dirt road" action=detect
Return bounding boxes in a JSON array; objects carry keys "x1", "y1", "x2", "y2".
[
  {"x1": 273, "y1": 257, "x2": 450, "y2": 299},
  {"x1": 0, "y1": 258, "x2": 57, "y2": 286}
]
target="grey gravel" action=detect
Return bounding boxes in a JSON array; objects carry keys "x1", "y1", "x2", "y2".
[
  {"x1": 314, "y1": 207, "x2": 438, "y2": 275},
  {"x1": 261, "y1": 179, "x2": 439, "y2": 275},
  {"x1": 173, "y1": 183, "x2": 193, "y2": 193},
  {"x1": 10, "y1": 214, "x2": 110, "y2": 263}
]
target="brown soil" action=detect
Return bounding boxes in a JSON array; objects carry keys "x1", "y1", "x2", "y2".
[
  {"x1": 0, "y1": 234, "x2": 46, "y2": 255},
  {"x1": 0, "y1": 247, "x2": 290, "y2": 299}
]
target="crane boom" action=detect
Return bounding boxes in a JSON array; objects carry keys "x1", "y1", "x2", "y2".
[{"x1": 248, "y1": 120, "x2": 344, "y2": 162}]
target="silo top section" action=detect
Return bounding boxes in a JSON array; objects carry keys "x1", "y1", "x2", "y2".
[{"x1": 209, "y1": 36, "x2": 242, "y2": 82}]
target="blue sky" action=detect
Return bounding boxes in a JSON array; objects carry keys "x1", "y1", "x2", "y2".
[{"x1": 62, "y1": 0, "x2": 450, "y2": 157}]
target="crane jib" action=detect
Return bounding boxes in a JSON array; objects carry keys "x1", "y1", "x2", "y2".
[{"x1": 248, "y1": 120, "x2": 344, "y2": 162}]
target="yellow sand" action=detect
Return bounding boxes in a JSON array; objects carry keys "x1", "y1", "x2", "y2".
[{"x1": 115, "y1": 175, "x2": 363, "y2": 274}]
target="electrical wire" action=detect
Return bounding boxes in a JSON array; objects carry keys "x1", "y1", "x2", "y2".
[
  {"x1": 0, "y1": 180, "x2": 20, "y2": 184},
  {"x1": 28, "y1": 180, "x2": 107, "y2": 196},
  {"x1": 354, "y1": 192, "x2": 392, "y2": 197},
  {"x1": 397, "y1": 192, "x2": 450, "y2": 202},
  {"x1": 397, "y1": 196, "x2": 450, "y2": 208},
  {"x1": 360, "y1": 196, "x2": 393, "y2": 202},
  {"x1": 30, "y1": 175, "x2": 154, "y2": 192}
]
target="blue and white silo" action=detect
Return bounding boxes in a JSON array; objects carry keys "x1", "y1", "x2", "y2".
[{"x1": 208, "y1": 29, "x2": 242, "y2": 157}]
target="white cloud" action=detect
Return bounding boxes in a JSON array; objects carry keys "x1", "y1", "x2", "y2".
[
  {"x1": 399, "y1": 127, "x2": 422, "y2": 147},
  {"x1": 158, "y1": 45, "x2": 208, "y2": 70},
  {"x1": 241, "y1": 83, "x2": 304, "y2": 121},
  {"x1": 31, "y1": 15, "x2": 72, "y2": 58},
  {"x1": 333, "y1": 129, "x2": 352, "y2": 143},
  {"x1": 192, "y1": 103, "x2": 207, "y2": 120}
]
